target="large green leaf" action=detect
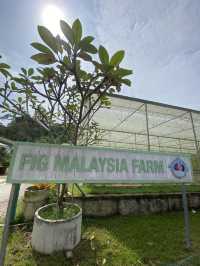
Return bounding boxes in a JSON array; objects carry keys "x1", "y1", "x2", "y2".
[
  {"x1": 11, "y1": 82, "x2": 17, "y2": 91},
  {"x1": 99, "y1": 64, "x2": 114, "y2": 74},
  {"x1": 31, "y1": 53, "x2": 56, "y2": 65},
  {"x1": 121, "y1": 78, "x2": 131, "y2": 86},
  {"x1": 63, "y1": 56, "x2": 71, "y2": 66},
  {"x1": 60, "y1": 20, "x2": 74, "y2": 45},
  {"x1": 72, "y1": 19, "x2": 82, "y2": 43},
  {"x1": 116, "y1": 68, "x2": 132, "y2": 77},
  {"x1": 100, "y1": 95, "x2": 111, "y2": 107},
  {"x1": 31, "y1": 42, "x2": 53, "y2": 54},
  {"x1": 78, "y1": 52, "x2": 92, "y2": 61},
  {"x1": 31, "y1": 75, "x2": 42, "y2": 81},
  {"x1": 62, "y1": 40, "x2": 72, "y2": 56},
  {"x1": 79, "y1": 69, "x2": 89, "y2": 80},
  {"x1": 83, "y1": 43, "x2": 97, "y2": 54},
  {"x1": 0, "y1": 63, "x2": 10, "y2": 69},
  {"x1": 0, "y1": 69, "x2": 10, "y2": 77},
  {"x1": 13, "y1": 77, "x2": 27, "y2": 85},
  {"x1": 28, "y1": 68, "x2": 34, "y2": 76},
  {"x1": 43, "y1": 67, "x2": 55, "y2": 77},
  {"x1": 80, "y1": 36, "x2": 94, "y2": 45},
  {"x1": 55, "y1": 35, "x2": 63, "y2": 54},
  {"x1": 21, "y1": 68, "x2": 27, "y2": 75},
  {"x1": 38, "y1": 26, "x2": 58, "y2": 53},
  {"x1": 110, "y1": 50, "x2": 125, "y2": 66},
  {"x1": 99, "y1": 46, "x2": 109, "y2": 65}
]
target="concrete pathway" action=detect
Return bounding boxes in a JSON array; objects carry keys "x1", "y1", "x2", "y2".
[{"x1": 0, "y1": 177, "x2": 28, "y2": 218}]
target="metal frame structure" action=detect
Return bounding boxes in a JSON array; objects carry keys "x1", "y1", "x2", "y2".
[{"x1": 93, "y1": 94, "x2": 200, "y2": 156}]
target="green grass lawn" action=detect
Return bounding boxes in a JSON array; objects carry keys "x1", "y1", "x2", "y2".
[
  {"x1": 70, "y1": 183, "x2": 200, "y2": 196},
  {"x1": 1, "y1": 212, "x2": 200, "y2": 266}
]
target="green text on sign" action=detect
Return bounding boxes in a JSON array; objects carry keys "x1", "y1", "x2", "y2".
[{"x1": 7, "y1": 142, "x2": 192, "y2": 183}]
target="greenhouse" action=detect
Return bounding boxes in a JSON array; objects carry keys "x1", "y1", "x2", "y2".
[{"x1": 94, "y1": 94, "x2": 200, "y2": 155}]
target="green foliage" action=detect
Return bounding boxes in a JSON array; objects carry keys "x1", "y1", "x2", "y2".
[
  {"x1": 0, "y1": 63, "x2": 10, "y2": 69},
  {"x1": 0, "y1": 19, "x2": 133, "y2": 209},
  {"x1": 110, "y1": 50, "x2": 125, "y2": 66},
  {"x1": 0, "y1": 57, "x2": 11, "y2": 77},
  {"x1": 30, "y1": 18, "x2": 132, "y2": 88},
  {"x1": 81, "y1": 43, "x2": 97, "y2": 54},
  {"x1": 60, "y1": 20, "x2": 74, "y2": 45},
  {"x1": 31, "y1": 53, "x2": 56, "y2": 65},
  {"x1": 121, "y1": 78, "x2": 131, "y2": 86},
  {"x1": 0, "y1": 117, "x2": 47, "y2": 142},
  {"x1": 79, "y1": 36, "x2": 94, "y2": 48},
  {"x1": 98, "y1": 45, "x2": 109, "y2": 65},
  {"x1": 0, "y1": 18, "x2": 132, "y2": 146},
  {"x1": 31, "y1": 42, "x2": 53, "y2": 54},
  {"x1": 28, "y1": 68, "x2": 34, "y2": 76},
  {"x1": 72, "y1": 19, "x2": 82, "y2": 44},
  {"x1": 78, "y1": 52, "x2": 92, "y2": 61},
  {"x1": 37, "y1": 26, "x2": 59, "y2": 53},
  {"x1": 74, "y1": 183, "x2": 200, "y2": 195},
  {"x1": 0, "y1": 146, "x2": 10, "y2": 167},
  {"x1": 40, "y1": 204, "x2": 80, "y2": 220}
]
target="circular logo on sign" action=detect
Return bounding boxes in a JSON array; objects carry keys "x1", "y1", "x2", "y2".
[{"x1": 169, "y1": 158, "x2": 188, "y2": 179}]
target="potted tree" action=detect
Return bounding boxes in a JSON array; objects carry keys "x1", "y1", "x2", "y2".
[
  {"x1": 32, "y1": 186, "x2": 82, "y2": 256},
  {"x1": 0, "y1": 18, "x2": 132, "y2": 256}
]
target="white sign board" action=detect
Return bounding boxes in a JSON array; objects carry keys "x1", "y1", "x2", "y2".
[{"x1": 7, "y1": 142, "x2": 193, "y2": 183}]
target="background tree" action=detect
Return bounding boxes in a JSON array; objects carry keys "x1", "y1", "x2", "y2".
[
  {"x1": 0, "y1": 18, "x2": 132, "y2": 207},
  {"x1": 0, "y1": 116, "x2": 47, "y2": 142}
]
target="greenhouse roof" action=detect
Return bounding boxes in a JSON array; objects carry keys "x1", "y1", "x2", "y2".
[{"x1": 94, "y1": 94, "x2": 200, "y2": 154}]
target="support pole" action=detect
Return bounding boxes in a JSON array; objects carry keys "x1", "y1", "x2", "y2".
[
  {"x1": 10, "y1": 184, "x2": 20, "y2": 224},
  {"x1": 134, "y1": 133, "x2": 137, "y2": 150},
  {"x1": 181, "y1": 183, "x2": 191, "y2": 249},
  {"x1": 178, "y1": 139, "x2": 182, "y2": 152},
  {"x1": 0, "y1": 184, "x2": 20, "y2": 266},
  {"x1": 189, "y1": 111, "x2": 200, "y2": 182},
  {"x1": 157, "y1": 136, "x2": 161, "y2": 151},
  {"x1": 189, "y1": 111, "x2": 199, "y2": 152},
  {"x1": 145, "y1": 103, "x2": 150, "y2": 151}
]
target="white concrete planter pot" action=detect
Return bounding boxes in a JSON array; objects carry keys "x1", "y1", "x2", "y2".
[
  {"x1": 31, "y1": 203, "x2": 82, "y2": 255},
  {"x1": 23, "y1": 186, "x2": 49, "y2": 221}
]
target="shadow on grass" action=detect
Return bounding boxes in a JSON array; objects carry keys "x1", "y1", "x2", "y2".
[
  {"x1": 5, "y1": 225, "x2": 106, "y2": 266},
  {"x1": 31, "y1": 239, "x2": 96, "y2": 266}
]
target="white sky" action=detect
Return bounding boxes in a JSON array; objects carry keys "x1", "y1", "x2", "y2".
[
  {"x1": 94, "y1": 0, "x2": 200, "y2": 109},
  {"x1": 1, "y1": 0, "x2": 200, "y2": 110}
]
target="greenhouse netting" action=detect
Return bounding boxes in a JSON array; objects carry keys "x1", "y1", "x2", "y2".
[{"x1": 93, "y1": 94, "x2": 200, "y2": 155}]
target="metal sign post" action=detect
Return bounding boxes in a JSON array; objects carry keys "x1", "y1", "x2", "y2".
[
  {"x1": 181, "y1": 183, "x2": 191, "y2": 249},
  {"x1": 0, "y1": 184, "x2": 20, "y2": 266}
]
